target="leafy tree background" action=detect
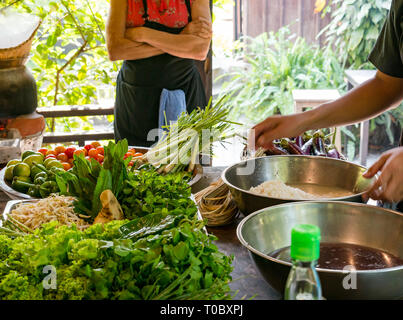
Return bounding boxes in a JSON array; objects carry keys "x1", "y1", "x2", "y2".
[
  {"x1": 320, "y1": 0, "x2": 391, "y2": 69},
  {"x1": 4, "y1": 0, "x2": 119, "y2": 108}
]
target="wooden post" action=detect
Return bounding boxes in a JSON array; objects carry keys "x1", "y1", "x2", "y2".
[{"x1": 292, "y1": 89, "x2": 342, "y2": 151}]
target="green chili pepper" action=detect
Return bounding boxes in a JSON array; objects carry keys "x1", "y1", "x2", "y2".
[
  {"x1": 32, "y1": 163, "x2": 49, "y2": 174},
  {"x1": 34, "y1": 171, "x2": 47, "y2": 180},
  {"x1": 12, "y1": 179, "x2": 36, "y2": 194},
  {"x1": 39, "y1": 181, "x2": 58, "y2": 198},
  {"x1": 34, "y1": 177, "x2": 46, "y2": 185},
  {"x1": 27, "y1": 186, "x2": 41, "y2": 198}
]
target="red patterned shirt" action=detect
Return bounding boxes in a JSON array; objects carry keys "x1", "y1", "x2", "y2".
[{"x1": 127, "y1": 0, "x2": 192, "y2": 29}]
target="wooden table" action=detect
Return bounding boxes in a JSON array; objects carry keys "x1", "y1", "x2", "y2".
[
  {"x1": 193, "y1": 167, "x2": 281, "y2": 300},
  {"x1": 344, "y1": 69, "x2": 377, "y2": 166},
  {"x1": 0, "y1": 166, "x2": 281, "y2": 300}
]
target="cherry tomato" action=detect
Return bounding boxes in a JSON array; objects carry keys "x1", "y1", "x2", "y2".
[
  {"x1": 91, "y1": 141, "x2": 101, "y2": 148},
  {"x1": 56, "y1": 153, "x2": 68, "y2": 162},
  {"x1": 84, "y1": 144, "x2": 93, "y2": 152},
  {"x1": 128, "y1": 161, "x2": 134, "y2": 167},
  {"x1": 61, "y1": 162, "x2": 71, "y2": 171},
  {"x1": 133, "y1": 152, "x2": 144, "y2": 158},
  {"x1": 73, "y1": 149, "x2": 86, "y2": 157},
  {"x1": 68, "y1": 158, "x2": 74, "y2": 165},
  {"x1": 46, "y1": 150, "x2": 57, "y2": 157},
  {"x1": 54, "y1": 145, "x2": 66, "y2": 155},
  {"x1": 96, "y1": 146, "x2": 104, "y2": 155},
  {"x1": 65, "y1": 147, "x2": 76, "y2": 159},
  {"x1": 97, "y1": 154, "x2": 104, "y2": 163},
  {"x1": 88, "y1": 148, "x2": 98, "y2": 158},
  {"x1": 38, "y1": 148, "x2": 48, "y2": 156},
  {"x1": 124, "y1": 152, "x2": 133, "y2": 159}
]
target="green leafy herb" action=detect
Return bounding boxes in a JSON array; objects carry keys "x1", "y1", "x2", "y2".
[{"x1": 0, "y1": 219, "x2": 233, "y2": 300}]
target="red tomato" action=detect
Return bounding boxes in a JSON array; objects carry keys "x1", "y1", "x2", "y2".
[
  {"x1": 133, "y1": 152, "x2": 144, "y2": 158},
  {"x1": 91, "y1": 141, "x2": 101, "y2": 148},
  {"x1": 124, "y1": 152, "x2": 133, "y2": 160},
  {"x1": 56, "y1": 153, "x2": 68, "y2": 162},
  {"x1": 97, "y1": 154, "x2": 104, "y2": 163},
  {"x1": 38, "y1": 148, "x2": 48, "y2": 156},
  {"x1": 96, "y1": 146, "x2": 104, "y2": 155},
  {"x1": 88, "y1": 148, "x2": 98, "y2": 158},
  {"x1": 84, "y1": 144, "x2": 93, "y2": 152},
  {"x1": 65, "y1": 147, "x2": 76, "y2": 158},
  {"x1": 67, "y1": 158, "x2": 74, "y2": 165},
  {"x1": 54, "y1": 145, "x2": 66, "y2": 155},
  {"x1": 73, "y1": 149, "x2": 86, "y2": 157},
  {"x1": 128, "y1": 161, "x2": 134, "y2": 167},
  {"x1": 61, "y1": 162, "x2": 71, "y2": 171},
  {"x1": 46, "y1": 150, "x2": 57, "y2": 157}
]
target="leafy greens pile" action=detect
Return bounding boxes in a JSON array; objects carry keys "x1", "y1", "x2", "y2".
[
  {"x1": 119, "y1": 168, "x2": 196, "y2": 220},
  {"x1": 0, "y1": 217, "x2": 233, "y2": 300}
]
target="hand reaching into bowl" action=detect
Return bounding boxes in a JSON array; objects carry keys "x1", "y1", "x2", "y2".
[
  {"x1": 248, "y1": 114, "x2": 308, "y2": 151},
  {"x1": 363, "y1": 147, "x2": 403, "y2": 203}
]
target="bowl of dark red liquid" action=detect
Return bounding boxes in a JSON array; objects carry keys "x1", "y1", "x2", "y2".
[{"x1": 237, "y1": 201, "x2": 403, "y2": 300}]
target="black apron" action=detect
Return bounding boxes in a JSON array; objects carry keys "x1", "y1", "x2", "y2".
[{"x1": 114, "y1": 0, "x2": 207, "y2": 147}]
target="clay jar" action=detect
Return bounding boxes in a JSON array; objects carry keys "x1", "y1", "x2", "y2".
[{"x1": 0, "y1": 60, "x2": 38, "y2": 117}]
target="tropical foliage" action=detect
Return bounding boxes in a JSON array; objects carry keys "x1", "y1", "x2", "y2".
[
  {"x1": 320, "y1": 0, "x2": 391, "y2": 69},
  {"x1": 215, "y1": 27, "x2": 345, "y2": 124}
]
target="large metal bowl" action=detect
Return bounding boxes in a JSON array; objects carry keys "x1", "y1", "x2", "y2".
[
  {"x1": 222, "y1": 155, "x2": 374, "y2": 215},
  {"x1": 237, "y1": 201, "x2": 403, "y2": 300}
]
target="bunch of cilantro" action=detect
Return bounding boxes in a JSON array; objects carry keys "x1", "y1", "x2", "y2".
[{"x1": 0, "y1": 218, "x2": 233, "y2": 300}]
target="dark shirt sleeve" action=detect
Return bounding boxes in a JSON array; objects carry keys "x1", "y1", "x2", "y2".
[{"x1": 368, "y1": 0, "x2": 403, "y2": 78}]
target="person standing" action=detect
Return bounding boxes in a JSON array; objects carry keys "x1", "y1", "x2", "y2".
[{"x1": 106, "y1": 0, "x2": 212, "y2": 146}]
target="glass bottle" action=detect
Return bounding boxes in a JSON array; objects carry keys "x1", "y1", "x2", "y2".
[{"x1": 284, "y1": 224, "x2": 322, "y2": 300}]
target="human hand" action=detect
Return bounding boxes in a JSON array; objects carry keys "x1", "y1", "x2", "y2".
[
  {"x1": 181, "y1": 17, "x2": 212, "y2": 39},
  {"x1": 248, "y1": 113, "x2": 308, "y2": 151},
  {"x1": 363, "y1": 147, "x2": 403, "y2": 203}
]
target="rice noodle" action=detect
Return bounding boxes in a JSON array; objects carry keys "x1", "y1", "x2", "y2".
[
  {"x1": 10, "y1": 195, "x2": 90, "y2": 230},
  {"x1": 250, "y1": 180, "x2": 321, "y2": 200}
]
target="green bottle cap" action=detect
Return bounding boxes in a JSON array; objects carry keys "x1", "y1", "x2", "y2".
[{"x1": 290, "y1": 224, "x2": 321, "y2": 262}]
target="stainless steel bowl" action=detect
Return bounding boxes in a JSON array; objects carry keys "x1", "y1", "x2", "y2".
[
  {"x1": 237, "y1": 201, "x2": 403, "y2": 300},
  {"x1": 0, "y1": 167, "x2": 34, "y2": 200},
  {"x1": 222, "y1": 155, "x2": 374, "y2": 215}
]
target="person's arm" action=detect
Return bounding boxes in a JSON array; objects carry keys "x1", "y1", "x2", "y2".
[
  {"x1": 106, "y1": 0, "x2": 164, "y2": 61},
  {"x1": 125, "y1": 0, "x2": 212, "y2": 61},
  {"x1": 251, "y1": 70, "x2": 403, "y2": 150},
  {"x1": 302, "y1": 70, "x2": 403, "y2": 131}
]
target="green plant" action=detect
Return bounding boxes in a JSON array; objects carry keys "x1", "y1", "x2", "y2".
[
  {"x1": 3, "y1": 0, "x2": 118, "y2": 133},
  {"x1": 216, "y1": 26, "x2": 346, "y2": 124},
  {"x1": 320, "y1": 0, "x2": 391, "y2": 69},
  {"x1": 0, "y1": 218, "x2": 233, "y2": 300},
  {"x1": 320, "y1": 0, "x2": 402, "y2": 152}
]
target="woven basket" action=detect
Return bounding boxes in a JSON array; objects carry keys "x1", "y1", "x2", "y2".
[{"x1": 0, "y1": 19, "x2": 41, "y2": 68}]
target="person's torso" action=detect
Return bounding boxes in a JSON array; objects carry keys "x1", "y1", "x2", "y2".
[
  {"x1": 390, "y1": 0, "x2": 403, "y2": 145},
  {"x1": 127, "y1": 0, "x2": 192, "y2": 29}
]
